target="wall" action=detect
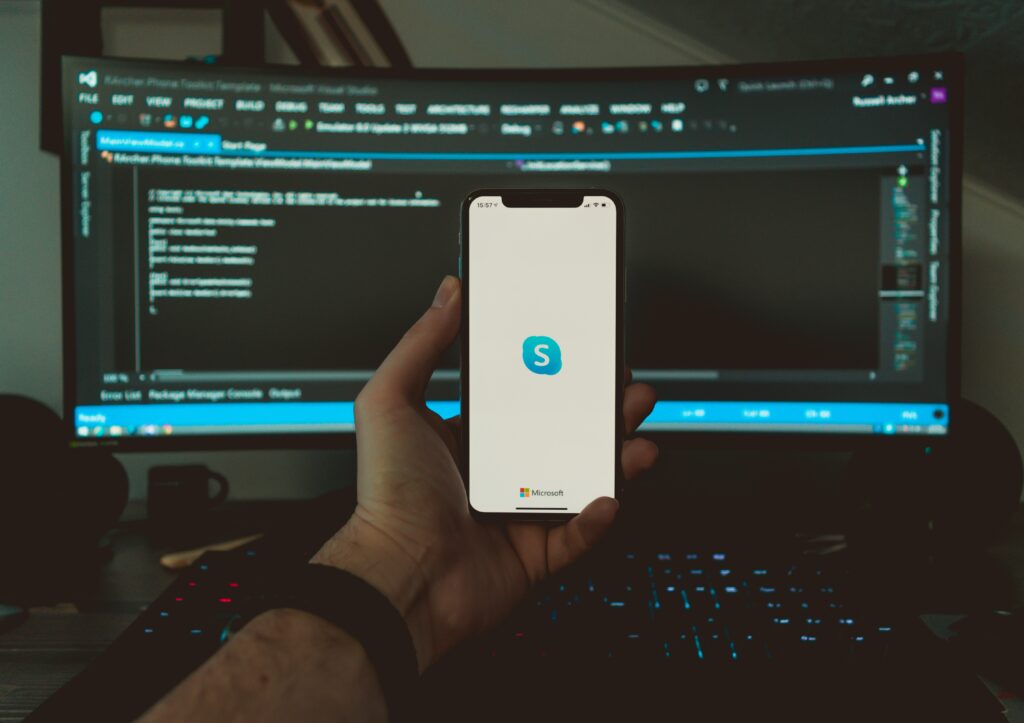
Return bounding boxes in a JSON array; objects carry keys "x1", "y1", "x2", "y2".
[
  {"x1": 2, "y1": 0, "x2": 1023, "y2": 499},
  {"x1": 1, "y1": 2, "x2": 62, "y2": 418},
  {"x1": 961, "y1": 181, "x2": 1024, "y2": 446}
]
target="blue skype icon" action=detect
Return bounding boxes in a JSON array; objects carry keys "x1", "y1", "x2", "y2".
[{"x1": 522, "y1": 336, "x2": 562, "y2": 375}]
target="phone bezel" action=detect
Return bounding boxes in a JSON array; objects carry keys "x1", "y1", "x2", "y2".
[{"x1": 460, "y1": 188, "x2": 626, "y2": 522}]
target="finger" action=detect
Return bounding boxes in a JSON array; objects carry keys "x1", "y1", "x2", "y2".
[
  {"x1": 623, "y1": 382, "x2": 656, "y2": 434},
  {"x1": 442, "y1": 415, "x2": 462, "y2": 458},
  {"x1": 363, "y1": 276, "x2": 461, "y2": 404},
  {"x1": 504, "y1": 522, "x2": 548, "y2": 584},
  {"x1": 444, "y1": 415, "x2": 461, "y2": 435},
  {"x1": 546, "y1": 497, "x2": 619, "y2": 573},
  {"x1": 622, "y1": 437, "x2": 658, "y2": 480}
]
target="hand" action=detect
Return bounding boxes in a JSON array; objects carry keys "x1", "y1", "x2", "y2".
[{"x1": 313, "y1": 275, "x2": 658, "y2": 670}]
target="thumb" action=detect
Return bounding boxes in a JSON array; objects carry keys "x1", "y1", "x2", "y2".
[
  {"x1": 545, "y1": 497, "x2": 620, "y2": 574},
  {"x1": 364, "y1": 275, "x2": 461, "y2": 404}
]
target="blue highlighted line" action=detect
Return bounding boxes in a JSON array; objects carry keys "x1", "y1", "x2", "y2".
[
  {"x1": 642, "y1": 401, "x2": 948, "y2": 434},
  {"x1": 95, "y1": 129, "x2": 923, "y2": 162},
  {"x1": 219, "y1": 143, "x2": 924, "y2": 162},
  {"x1": 74, "y1": 401, "x2": 458, "y2": 435},
  {"x1": 74, "y1": 399, "x2": 948, "y2": 437}
]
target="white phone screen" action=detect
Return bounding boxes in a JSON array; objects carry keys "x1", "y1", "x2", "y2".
[{"x1": 467, "y1": 194, "x2": 619, "y2": 514}]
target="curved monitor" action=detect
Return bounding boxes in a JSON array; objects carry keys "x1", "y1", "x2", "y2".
[{"x1": 61, "y1": 54, "x2": 960, "y2": 450}]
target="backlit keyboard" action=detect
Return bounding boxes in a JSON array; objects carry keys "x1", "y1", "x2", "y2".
[{"x1": 480, "y1": 548, "x2": 899, "y2": 664}]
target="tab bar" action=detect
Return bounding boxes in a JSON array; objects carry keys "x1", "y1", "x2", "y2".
[{"x1": 96, "y1": 130, "x2": 222, "y2": 155}]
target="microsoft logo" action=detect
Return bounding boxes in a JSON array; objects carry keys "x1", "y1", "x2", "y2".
[{"x1": 518, "y1": 487, "x2": 564, "y2": 498}]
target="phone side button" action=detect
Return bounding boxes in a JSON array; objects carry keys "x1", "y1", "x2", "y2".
[{"x1": 458, "y1": 256, "x2": 462, "y2": 278}]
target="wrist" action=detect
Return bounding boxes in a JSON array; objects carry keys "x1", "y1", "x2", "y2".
[
  {"x1": 246, "y1": 607, "x2": 369, "y2": 668},
  {"x1": 141, "y1": 608, "x2": 387, "y2": 722},
  {"x1": 240, "y1": 609, "x2": 388, "y2": 718},
  {"x1": 311, "y1": 513, "x2": 437, "y2": 671}
]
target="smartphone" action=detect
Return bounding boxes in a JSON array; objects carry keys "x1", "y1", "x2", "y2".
[{"x1": 461, "y1": 189, "x2": 624, "y2": 520}]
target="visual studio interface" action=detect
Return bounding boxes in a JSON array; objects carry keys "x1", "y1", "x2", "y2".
[{"x1": 65, "y1": 58, "x2": 954, "y2": 439}]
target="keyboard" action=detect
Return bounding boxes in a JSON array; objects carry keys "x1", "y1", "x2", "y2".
[
  {"x1": 476, "y1": 547, "x2": 899, "y2": 665},
  {"x1": 119, "y1": 543, "x2": 902, "y2": 666},
  {"x1": 421, "y1": 544, "x2": 1006, "y2": 722},
  {"x1": 30, "y1": 491, "x2": 1007, "y2": 723},
  {"x1": 82, "y1": 544, "x2": 901, "y2": 669}
]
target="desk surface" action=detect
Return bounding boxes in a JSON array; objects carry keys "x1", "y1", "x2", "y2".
[
  {"x1": 2, "y1": 501, "x2": 1023, "y2": 721},
  {"x1": 0, "y1": 500, "x2": 299, "y2": 722}
]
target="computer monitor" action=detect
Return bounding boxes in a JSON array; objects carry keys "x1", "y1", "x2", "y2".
[{"x1": 61, "y1": 54, "x2": 960, "y2": 449}]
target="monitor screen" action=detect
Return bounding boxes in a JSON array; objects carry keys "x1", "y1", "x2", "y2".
[{"x1": 62, "y1": 55, "x2": 959, "y2": 447}]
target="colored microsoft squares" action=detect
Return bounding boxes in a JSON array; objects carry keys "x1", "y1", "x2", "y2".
[{"x1": 519, "y1": 488, "x2": 530, "y2": 497}]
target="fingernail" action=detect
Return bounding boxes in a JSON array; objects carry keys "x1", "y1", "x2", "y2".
[
  {"x1": 593, "y1": 497, "x2": 619, "y2": 525},
  {"x1": 597, "y1": 501, "x2": 620, "y2": 531},
  {"x1": 432, "y1": 275, "x2": 457, "y2": 308}
]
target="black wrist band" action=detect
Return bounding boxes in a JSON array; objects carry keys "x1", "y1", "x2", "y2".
[{"x1": 239, "y1": 563, "x2": 418, "y2": 721}]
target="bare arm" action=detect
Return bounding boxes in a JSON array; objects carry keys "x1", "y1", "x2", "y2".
[
  {"x1": 138, "y1": 276, "x2": 658, "y2": 722},
  {"x1": 139, "y1": 518, "x2": 434, "y2": 723},
  {"x1": 139, "y1": 608, "x2": 386, "y2": 723}
]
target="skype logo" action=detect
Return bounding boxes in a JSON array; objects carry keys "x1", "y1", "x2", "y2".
[{"x1": 522, "y1": 336, "x2": 562, "y2": 376}]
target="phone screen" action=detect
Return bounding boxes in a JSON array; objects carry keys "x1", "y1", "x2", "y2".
[{"x1": 465, "y1": 193, "x2": 620, "y2": 515}]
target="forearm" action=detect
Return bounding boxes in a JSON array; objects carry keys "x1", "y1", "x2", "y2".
[{"x1": 138, "y1": 608, "x2": 388, "y2": 723}]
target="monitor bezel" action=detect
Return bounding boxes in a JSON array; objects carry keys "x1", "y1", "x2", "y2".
[{"x1": 60, "y1": 52, "x2": 963, "y2": 453}]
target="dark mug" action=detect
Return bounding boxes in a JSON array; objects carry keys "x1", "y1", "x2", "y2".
[{"x1": 147, "y1": 464, "x2": 229, "y2": 525}]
